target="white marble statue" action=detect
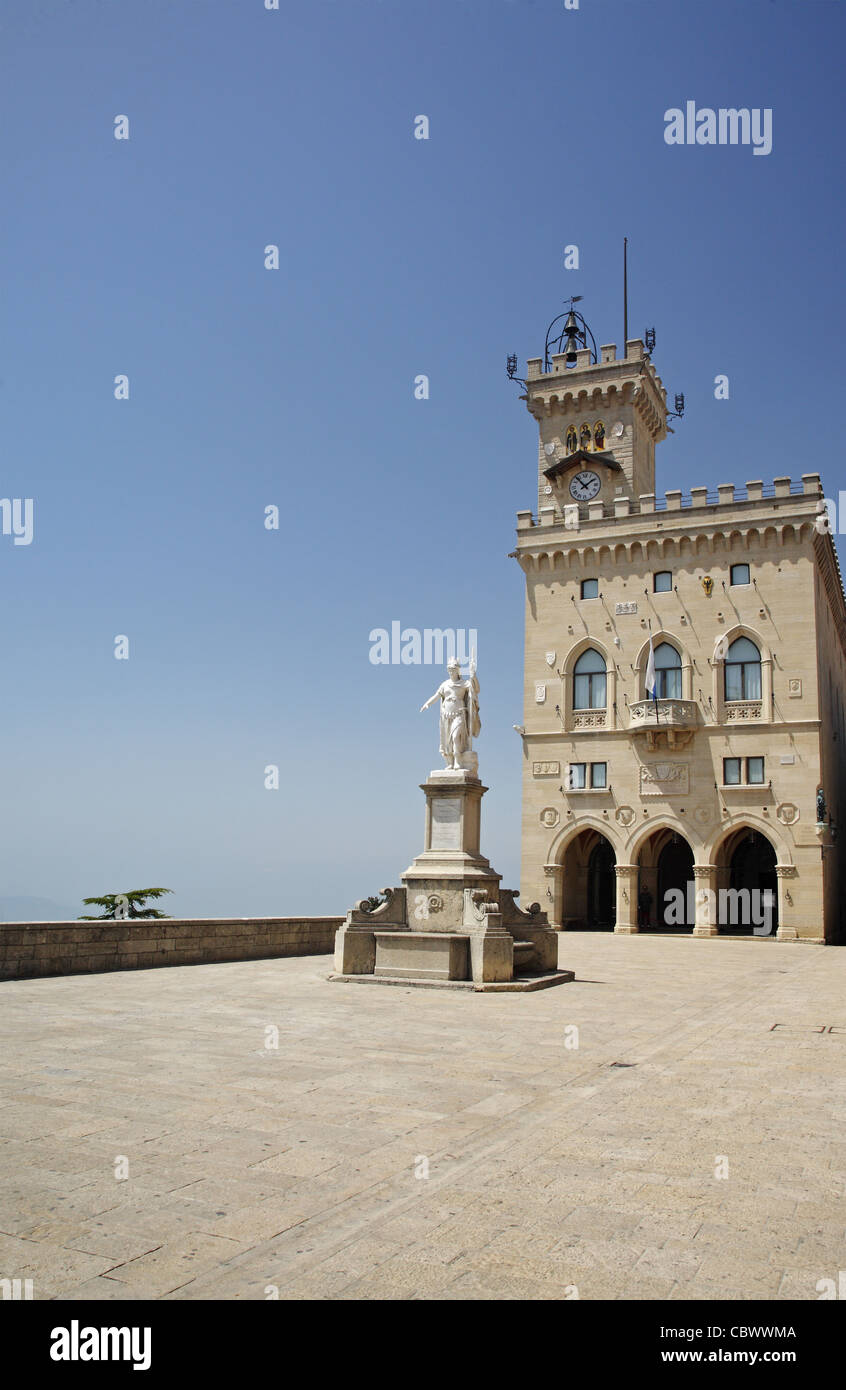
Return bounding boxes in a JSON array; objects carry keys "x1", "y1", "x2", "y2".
[{"x1": 420, "y1": 653, "x2": 481, "y2": 771}]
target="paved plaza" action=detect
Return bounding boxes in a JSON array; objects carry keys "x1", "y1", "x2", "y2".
[{"x1": 0, "y1": 934, "x2": 844, "y2": 1301}]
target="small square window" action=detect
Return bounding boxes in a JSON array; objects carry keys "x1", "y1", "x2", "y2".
[
  {"x1": 723, "y1": 757, "x2": 741, "y2": 785},
  {"x1": 747, "y1": 757, "x2": 765, "y2": 785},
  {"x1": 581, "y1": 578, "x2": 598, "y2": 599},
  {"x1": 568, "y1": 763, "x2": 586, "y2": 789},
  {"x1": 730, "y1": 564, "x2": 750, "y2": 586},
  {"x1": 591, "y1": 762, "x2": 607, "y2": 789},
  {"x1": 653, "y1": 571, "x2": 672, "y2": 593}
]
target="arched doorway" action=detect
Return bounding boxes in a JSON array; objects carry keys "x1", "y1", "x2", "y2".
[
  {"x1": 726, "y1": 830, "x2": 778, "y2": 935},
  {"x1": 657, "y1": 837, "x2": 695, "y2": 930},
  {"x1": 586, "y1": 836, "x2": 616, "y2": 930},
  {"x1": 558, "y1": 829, "x2": 617, "y2": 930},
  {"x1": 636, "y1": 827, "x2": 695, "y2": 931}
]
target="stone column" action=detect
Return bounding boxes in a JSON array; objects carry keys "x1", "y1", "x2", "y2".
[
  {"x1": 691, "y1": 864, "x2": 719, "y2": 936},
  {"x1": 775, "y1": 865, "x2": 799, "y2": 940},
  {"x1": 614, "y1": 865, "x2": 639, "y2": 933},
  {"x1": 543, "y1": 864, "x2": 562, "y2": 927}
]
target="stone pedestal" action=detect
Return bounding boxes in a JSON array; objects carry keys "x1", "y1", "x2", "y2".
[
  {"x1": 401, "y1": 771, "x2": 501, "y2": 928},
  {"x1": 331, "y1": 769, "x2": 572, "y2": 992}
]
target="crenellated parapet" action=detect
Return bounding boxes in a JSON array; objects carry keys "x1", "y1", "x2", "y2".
[
  {"x1": 514, "y1": 473, "x2": 824, "y2": 573},
  {"x1": 525, "y1": 341, "x2": 668, "y2": 441}
]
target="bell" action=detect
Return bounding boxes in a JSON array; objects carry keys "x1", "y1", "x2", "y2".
[{"x1": 564, "y1": 334, "x2": 580, "y2": 364}]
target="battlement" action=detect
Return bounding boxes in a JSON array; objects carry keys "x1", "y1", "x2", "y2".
[
  {"x1": 516, "y1": 473, "x2": 821, "y2": 533},
  {"x1": 527, "y1": 337, "x2": 654, "y2": 379},
  {"x1": 525, "y1": 339, "x2": 667, "y2": 410}
]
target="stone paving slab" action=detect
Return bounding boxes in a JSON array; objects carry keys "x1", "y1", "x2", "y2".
[{"x1": 0, "y1": 934, "x2": 844, "y2": 1300}]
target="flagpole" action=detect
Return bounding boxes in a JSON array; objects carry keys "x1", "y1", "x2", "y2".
[{"x1": 646, "y1": 619, "x2": 659, "y2": 726}]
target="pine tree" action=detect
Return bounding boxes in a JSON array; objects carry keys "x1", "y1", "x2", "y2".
[{"x1": 78, "y1": 888, "x2": 173, "y2": 921}]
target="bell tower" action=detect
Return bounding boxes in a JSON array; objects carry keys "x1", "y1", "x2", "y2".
[{"x1": 509, "y1": 301, "x2": 670, "y2": 519}]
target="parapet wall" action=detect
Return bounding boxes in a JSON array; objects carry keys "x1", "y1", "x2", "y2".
[
  {"x1": 0, "y1": 917, "x2": 342, "y2": 982},
  {"x1": 517, "y1": 474, "x2": 821, "y2": 532}
]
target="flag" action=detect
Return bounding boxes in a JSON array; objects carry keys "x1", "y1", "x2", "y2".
[{"x1": 645, "y1": 631, "x2": 657, "y2": 703}]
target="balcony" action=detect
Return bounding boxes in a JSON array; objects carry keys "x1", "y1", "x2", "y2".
[
  {"x1": 629, "y1": 699, "x2": 697, "y2": 750},
  {"x1": 570, "y1": 710, "x2": 607, "y2": 731},
  {"x1": 724, "y1": 701, "x2": 763, "y2": 722}
]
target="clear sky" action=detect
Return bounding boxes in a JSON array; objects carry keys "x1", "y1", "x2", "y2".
[{"x1": 2, "y1": 0, "x2": 844, "y2": 920}]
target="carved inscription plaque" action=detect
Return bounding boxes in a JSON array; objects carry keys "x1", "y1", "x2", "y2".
[{"x1": 431, "y1": 797, "x2": 461, "y2": 850}]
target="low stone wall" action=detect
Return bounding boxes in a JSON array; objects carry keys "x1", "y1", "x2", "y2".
[{"x1": 0, "y1": 917, "x2": 342, "y2": 982}]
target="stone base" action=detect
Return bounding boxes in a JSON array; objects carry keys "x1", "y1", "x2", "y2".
[
  {"x1": 428, "y1": 759, "x2": 477, "y2": 781},
  {"x1": 374, "y1": 931, "x2": 469, "y2": 981},
  {"x1": 328, "y1": 968, "x2": 575, "y2": 993},
  {"x1": 334, "y1": 767, "x2": 567, "y2": 991}
]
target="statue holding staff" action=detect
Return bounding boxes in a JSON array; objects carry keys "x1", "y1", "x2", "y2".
[{"x1": 420, "y1": 652, "x2": 481, "y2": 771}]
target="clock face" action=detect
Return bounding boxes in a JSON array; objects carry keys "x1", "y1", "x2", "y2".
[{"x1": 569, "y1": 470, "x2": 601, "y2": 501}]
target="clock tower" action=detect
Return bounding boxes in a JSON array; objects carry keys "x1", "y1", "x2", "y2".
[{"x1": 521, "y1": 334, "x2": 668, "y2": 518}]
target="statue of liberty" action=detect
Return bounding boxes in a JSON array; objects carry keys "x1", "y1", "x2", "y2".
[{"x1": 420, "y1": 652, "x2": 481, "y2": 771}]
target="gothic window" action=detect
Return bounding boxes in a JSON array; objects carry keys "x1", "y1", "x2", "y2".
[
  {"x1": 653, "y1": 642, "x2": 682, "y2": 699},
  {"x1": 573, "y1": 648, "x2": 606, "y2": 710},
  {"x1": 579, "y1": 423, "x2": 592, "y2": 451},
  {"x1": 593, "y1": 420, "x2": 606, "y2": 451},
  {"x1": 566, "y1": 425, "x2": 578, "y2": 454},
  {"x1": 724, "y1": 636, "x2": 762, "y2": 701}
]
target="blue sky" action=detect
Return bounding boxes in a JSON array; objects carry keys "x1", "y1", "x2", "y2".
[{"x1": 1, "y1": 0, "x2": 843, "y2": 919}]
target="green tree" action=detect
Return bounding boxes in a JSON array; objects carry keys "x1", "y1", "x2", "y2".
[{"x1": 78, "y1": 888, "x2": 173, "y2": 921}]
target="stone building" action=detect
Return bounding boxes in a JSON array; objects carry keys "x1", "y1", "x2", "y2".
[{"x1": 512, "y1": 332, "x2": 846, "y2": 942}]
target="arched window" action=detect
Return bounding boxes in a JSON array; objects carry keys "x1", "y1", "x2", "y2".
[
  {"x1": 724, "y1": 637, "x2": 761, "y2": 701},
  {"x1": 653, "y1": 642, "x2": 682, "y2": 699},
  {"x1": 574, "y1": 648, "x2": 606, "y2": 710}
]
